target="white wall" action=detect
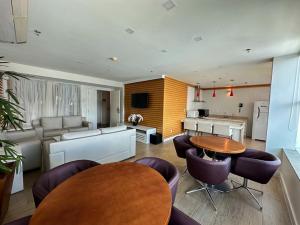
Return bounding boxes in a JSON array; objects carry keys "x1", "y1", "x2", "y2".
[
  {"x1": 266, "y1": 54, "x2": 300, "y2": 155},
  {"x1": 186, "y1": 86, "x2": 204, "y2": 111},
  {"x1": 201, "y1": 87, "x2": 270, "y2": 136},
  {"x1": 7, "y1": 62, "x2": 123, "y2": 88},
  {"x1": 7, "y1": 62, "x2": 124, "y2": 129}
]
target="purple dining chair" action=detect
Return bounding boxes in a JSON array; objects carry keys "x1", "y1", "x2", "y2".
[
  {"x1": 169, "y1": 206, "x2": 201, "y2": 225},
  {"x1": 32, "y1": 160, "x2": 99, "y2": 207},
  {"x1": 3, "y1": 215, "x2": 31, "y2": 225},
  {"x1": 230, "y1": 148, "x2": 281, "y2": 210},
  {"x1": 173, "y1": 135, "x2": 204, "y2": 176},
  {"x1": 185, "y1": 148, "x2": 231, "y2": 210},
  {"x1": 135, "y1": 157, "x2": 180, "y2": 203}
]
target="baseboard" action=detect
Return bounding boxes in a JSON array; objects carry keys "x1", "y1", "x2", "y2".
[
  {"x1": 279, "y1": 172, "x2": 298, "y2": 225},
  {"x1": 163, "y1": 133, "x2": 184, "y2": 142}
]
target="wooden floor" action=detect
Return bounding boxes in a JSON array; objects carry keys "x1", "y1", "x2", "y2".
[{"x1": 4, "y1": 138, "x2": 291, "y2": 225}]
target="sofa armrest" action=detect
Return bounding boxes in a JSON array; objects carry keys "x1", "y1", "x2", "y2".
[
  {"x1": 82, "y1": 121, "x2": 93, "y2": 130},
  {"x1": 34, "y1": 126, "x2": 44, "y2": 139}
]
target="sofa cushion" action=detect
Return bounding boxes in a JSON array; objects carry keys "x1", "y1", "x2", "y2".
[
  {"x1": 100, "y1": 125, "x2": 127, "y2": 134},
  {"x1": 41, "y1": 117, "x2": 63, "y2": 130},
  {"x1": 63, "y1": 116, "x2": 82, "y2": 129},
  {"x1": 68, "y1": 127, "x2": 89, "y2": 133},
  {"x1": 61, "y1": 130, "x2": 101, "y2": 140},
  {"x1": 44, "y1": 129, "x2": 68, "y2": 138}
]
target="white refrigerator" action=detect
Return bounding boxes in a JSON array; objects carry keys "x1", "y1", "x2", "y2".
[{"x1": 252, "y1": 101, "x2": 269, "y2": 141}]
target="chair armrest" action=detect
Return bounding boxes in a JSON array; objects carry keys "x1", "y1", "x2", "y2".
[{"x1": 82, "y1": 121, "x2": 93, "y2": 129}]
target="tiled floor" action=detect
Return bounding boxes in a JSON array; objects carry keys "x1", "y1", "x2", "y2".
[{"x1": 4, "y1": 138, "x2": 291, "y2": 225}]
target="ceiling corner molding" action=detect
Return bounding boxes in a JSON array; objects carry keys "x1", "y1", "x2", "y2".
[{"x1": 124, "y1": 75, "x2": 165, "y2": 84}]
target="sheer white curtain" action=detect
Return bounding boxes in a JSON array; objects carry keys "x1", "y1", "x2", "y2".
[{"x1": 11, "y1": 78, "x2": 81, "y2": 126}]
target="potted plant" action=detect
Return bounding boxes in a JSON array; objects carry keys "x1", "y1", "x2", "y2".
[
  {"x1": 0, "y1": 60, "x2": 26, "y2": 223},
  {"x1": 128, "y1": 114, "x2": 143, "y2": 126}
]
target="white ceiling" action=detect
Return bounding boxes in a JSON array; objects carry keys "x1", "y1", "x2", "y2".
[{"x1": 0, "y1": 0, "x2": 299, "y2": 87}]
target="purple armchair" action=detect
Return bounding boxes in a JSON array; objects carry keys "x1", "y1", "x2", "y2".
[
  {"x1": 169, "y1": 207, "x2": 201, "y2": 225},
  {"x1": 185, "y1": 148, "x2": 231, "y2": 210},
  {"x1": 4, "y1": 215, "x2": 31, "y2": 225},
  {"x1": 230, "y1": 149, "x2": 281, "y2": 210},
  {"x1": 173, "y1": 135, "x2": 204, "y2": 159},
  {"x1": 173, "y1": 135, "x2": 204, "y2": 176},
  {"x1": 32, "y1": 160, "x2": 99, "y2": 207},
  {"x1": 135, "y1": 157, "x2": 180, "y2": 203}
]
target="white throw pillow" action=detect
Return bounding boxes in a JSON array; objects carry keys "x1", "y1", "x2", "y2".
[
  {"x1": 61, "y1": 130, "x2": 101, "y2": 140},
  {"x1": 100, "y1": 125, "x2": 127, "y2": 134}
]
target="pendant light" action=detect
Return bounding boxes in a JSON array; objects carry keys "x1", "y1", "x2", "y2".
[
  {"x1": 229, "y1": 79, "x2": 234, "y2": 97},
  {"x1": 212, "y1": 81, "x2": 216, "y2": 97},
  {"x1": 194, "y1": 83, "x2": 201, "y2": 102}
]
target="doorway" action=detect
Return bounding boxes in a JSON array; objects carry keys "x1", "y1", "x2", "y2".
[{"x1": 97, "y1": 90, "x2": 110, "y2": 128}]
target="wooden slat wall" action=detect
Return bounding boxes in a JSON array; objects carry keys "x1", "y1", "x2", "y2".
[
  {"x1": 124, "y1": 79, "x2": 164, "y2": 134},
  {"x1": 163, "y1": 77, "x2": 187, "y2": 138}
]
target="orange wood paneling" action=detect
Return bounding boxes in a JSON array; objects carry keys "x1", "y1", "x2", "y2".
[
  {"x1": 163, "y1": 77, "x2": 187, "y2": 138},
  {"x1": 125, "y1": 79, "x2": 164, "y2": 134},
  {"x1": 125, "y1": 77, "x2": 188, "y2": 138}
]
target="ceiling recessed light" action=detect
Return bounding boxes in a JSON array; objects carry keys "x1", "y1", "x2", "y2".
[
  {"x1": 161, "y1": 49, "x2": 167, "y2": 53},
  {"x1": 193, "y1": 36, "x2": 202, "y2": 42},
  {"x1": 125, "y1": 28, "x2": 135, "y2": 34},
  {"x1": 162, "y1": 0, "x2": 176, "y2": 10},
  {"x1": 109, "y1": 57, "x2": 118, "y2": 62}
]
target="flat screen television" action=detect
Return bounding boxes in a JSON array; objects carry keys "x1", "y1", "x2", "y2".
[{"x1": 131, "y1": 93, "x2": 149, "y2": 108}]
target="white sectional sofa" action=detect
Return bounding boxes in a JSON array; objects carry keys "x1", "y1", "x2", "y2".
[
  {"x1": 43, "y1": 126, "x2": 136, "y2": 170},
  {"x1": 32, "y1": 116, "x2": 93, "y2": 138}
]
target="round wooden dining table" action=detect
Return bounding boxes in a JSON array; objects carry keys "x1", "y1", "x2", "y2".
[
  {"x1": 29, "y1": 162, "x2": 172, "y2": 225},
  {"x1": 189, "y1": 136, "x2": 246, "y2": 192},
  {"x1": 190, "y1": 136, "x2": 246, "y2": 154}
]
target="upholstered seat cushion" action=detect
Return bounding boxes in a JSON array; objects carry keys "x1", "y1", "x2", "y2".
[
  {"x1": 61, "y1": 130, "x2": 101, "y2": 140},
  {"x1": 68, "y1": 127, "x2": 89, "y2": 133},
  {"x1": 100, "y1": 125, "x2": 127, "y2": 134},
  {"x1": 169, "y1": 207, "x2": 201, "y2": 225},
  {"x1": 43, "y1": 129, "x2": 68, "y2": 138},
  {"x1": 41, "y1": 117, "x2": 63, "y2": 130},
  {"x1": 63, "y1": 116, "x2": 82, "y2": 129}
]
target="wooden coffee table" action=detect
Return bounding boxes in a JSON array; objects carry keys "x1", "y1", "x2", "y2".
[
  {"x1": 190, "y1": 136, "x2": 246, "y2": 154},
  {"x1": 29, "y1": 162, "x2": 172, "y2": 225}
]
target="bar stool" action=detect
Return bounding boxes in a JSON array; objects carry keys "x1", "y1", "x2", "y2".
[
  {"x1": 184, "y1": 119, "x2": 197, "y2": 135},
  {"x1": 197, "y1": 121, "x2": 213, "y2": 136},
  {"x1": 213, "y1": 124, "x2": 232, "y2": 138}
]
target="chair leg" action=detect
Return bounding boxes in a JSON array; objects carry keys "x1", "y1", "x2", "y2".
[
  {"x1": 205, "y1": 188, "x2": 217, "y2": 211},
  {"x1": 247, "y1": 186, "x2": 264, "y2": 195},
  {"x1": 245, "y1": 187, "x2": 263, "y2": 210},
  {"x1": 230, "y1": 178, "x2": 263, "y2": 210},
  {"x1": 186, "y1": 187, "x2": 206, "y2": 194},
  {"x1": 231, "y1": 179, "x2": 263, "y2": 194},
  {"x1": 182, "y1": 167, "x2": 188, "y2": 177},
  {"x1": 186, "y1": 182, "x2": 218, "y2": 211}
]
